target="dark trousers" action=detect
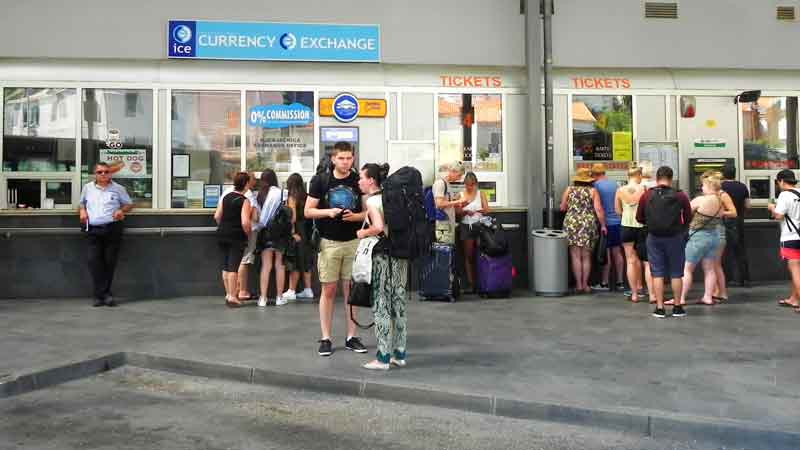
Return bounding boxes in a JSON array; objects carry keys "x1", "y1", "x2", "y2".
[
  {"x1": 723, "y1": 220, "x2": 750, "y2": 284},
  {"x1": 87, "y1": 221, "x2": 124, "y2": 300}
]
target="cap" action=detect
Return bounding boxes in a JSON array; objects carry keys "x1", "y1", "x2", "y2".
[{"x1": 776, "y1": 169, "x2": 797, "y2": 184}]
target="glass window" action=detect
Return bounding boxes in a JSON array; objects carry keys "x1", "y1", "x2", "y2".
[
  {"x1": 3, "y1": 88, "x2": 77, "y2": 172},
  {"x1": 81, "y1": 88, "x2": 153, "y2": 208},
  {"x1": 572, "y1": 95, "x2": 633, "y2": 162},
  {"x1": 171, "y1": 91, "x2": 241, "y2": 208},
  {"x1": 402, "y1": 93, "x2": 434, "y2": 141},
  {"x1": 245, "y1": 91, "x2": 314, "y2": 174},
  {"x1": 438, "y1": 94, "x2": 503, "y2": 172},
  {"x1": 5, "y1": 179, "x2": 71, "y2": 209},
  {"x1": 742, "y1": 97, "x2": 798, "y2": 170}
]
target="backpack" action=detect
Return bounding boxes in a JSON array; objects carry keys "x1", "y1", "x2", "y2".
[
  {"x1": 645, "y1": 186, "x2": 685, "y2": 237},
  {"x1": 477, "y1": 220, "x2": 509, "y2": 257},
  {"x1": 380, "y1": 166, "x2": 431, "y2": 260},
  {"x1": 423, "y1": 180, "x2": 448, "y2": 222},
  {"x1": 782, "y1": 189, "x2": 800, "y2": 234},
  {"x1": 259, "y1": 190, "x2": 293, "y2": 245}
]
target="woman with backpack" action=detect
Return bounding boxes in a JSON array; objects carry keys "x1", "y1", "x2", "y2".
[
  {"x1": 356, "y1": 163, "x2": 407, "y2": 371},
  {"x1": 282, "y1": 173, "x2": 315, "y2": 301},
  {"x1": 459, "y1": 172, "x2": 490, "y2": 292},
  {"x1": 255, "y1": 169, "x2": 289, "y2": 307},
  {"x1": 669, "y1": 171, "x2": 736, "y2": 307},
  {"x1": 560, "y1": 167, "x2": 607, "y2": 294}
]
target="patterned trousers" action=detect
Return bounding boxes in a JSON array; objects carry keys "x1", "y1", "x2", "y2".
[{"x1": 370, "y1": 254, "x2": 409, "y2": 363}]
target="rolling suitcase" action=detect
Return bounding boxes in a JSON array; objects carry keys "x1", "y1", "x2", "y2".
[
  {"x1": 419, "y1": 243, "x2": 460, "y2": 302},
  {"x1": 476, "y1": 252, "x2": 513, "y2": 298}
]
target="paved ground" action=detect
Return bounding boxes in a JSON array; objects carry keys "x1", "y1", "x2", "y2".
[
  {"x1": 0, "y1": 367, "x2": 742, "y2": 450},
  {"x1": 1, "y1": 284, "x2": 798, "y2": 433}
]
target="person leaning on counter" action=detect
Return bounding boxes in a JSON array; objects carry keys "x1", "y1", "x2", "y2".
[{"x1": 78, "y1": 162, "x2": 134, "y2": 307}]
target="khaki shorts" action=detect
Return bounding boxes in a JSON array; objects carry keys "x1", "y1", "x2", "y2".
[
  {"x1": 318, "y1": 238, "x2": 359, "y2": 283},
  {"x1": 435, "y1": 221, "x2": 455, "y2": 245},
  {"x1": 240, "y1": 231, "x2": 259, "y2": 265}
]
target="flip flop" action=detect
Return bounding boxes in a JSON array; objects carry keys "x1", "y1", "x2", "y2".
[
  {"x1": 712, "y1": 296, "x2": 728, "y2": 303},
  {"x1": 778, "y1": 299, "x2": 799, "y2": 308},
  {"x1": 695, "y1": 299, "x2": 716, "y2": 306}
]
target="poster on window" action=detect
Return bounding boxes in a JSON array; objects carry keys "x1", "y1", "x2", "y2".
[
  {"x1": 572, "y1": 95, "x2": 633, "y2": 161},
  {"x1": 99, "y1": 149, "x2": 148, "y2": 178}
]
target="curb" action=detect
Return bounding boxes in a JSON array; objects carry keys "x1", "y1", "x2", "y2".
[{"x1": 1, "y1": 352, "x2": 798, "y2": 450}]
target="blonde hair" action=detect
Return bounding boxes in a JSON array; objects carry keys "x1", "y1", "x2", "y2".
[
  {"x1": 628, "y1": 166, "x2": 642, "y2": 178},
  {"x1": 701, "y1": 170, "x2": 722, "y2": 192},
  {"x1": 442, "y1": 161, "x2": 465, "y2": 175}
]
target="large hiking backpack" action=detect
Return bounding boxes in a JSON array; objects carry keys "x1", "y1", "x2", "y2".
[
  {"x1": 423, "y1": 181, "x2": 448, "y2": 222},
  {"x1": 477, "y1": 219, "x2": 510, "y2": 257},
  {"x1": 645, "y1": 187, "x2": 685, "y2": 236},
  {"x1": 381, "y1": 167, "x2": 431, "y2": 260}
]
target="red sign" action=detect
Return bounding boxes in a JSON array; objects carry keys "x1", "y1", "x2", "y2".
[
  {"x1": 571, "y1": 77, "x2": 631, "y2": 89},
  {"x1": 440, "y1": 75, "x2": 502, "y2": 88}
]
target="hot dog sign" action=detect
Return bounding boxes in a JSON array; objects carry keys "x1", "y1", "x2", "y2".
[{"x1": 99, "y1": 147, "x2": 148, "y2": 178}]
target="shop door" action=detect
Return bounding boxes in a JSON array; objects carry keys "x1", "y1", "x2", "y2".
[{"x1": 678, "y1": 96, "x2": 739, "y2": 192}]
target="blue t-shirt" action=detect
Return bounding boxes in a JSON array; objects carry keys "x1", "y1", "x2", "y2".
[{"x1": 594, "y1": 178, "x2": 621, "y2": 225}]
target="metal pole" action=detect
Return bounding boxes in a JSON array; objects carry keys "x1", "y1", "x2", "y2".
[
  {"x1": 543, "y1": 0, "x2": 555, "y2": 228},
  {"x1": 525, "y1": 0, "x2": 544, "y2": 291}
]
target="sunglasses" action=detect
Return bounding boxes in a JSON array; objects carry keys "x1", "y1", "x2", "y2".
[{"x1": 95, "y1": 171, "x2": 110, "y2": 175}]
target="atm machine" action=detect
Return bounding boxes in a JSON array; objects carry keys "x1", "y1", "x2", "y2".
[
  {"x1": 688, "y1": 158, "x2": 735, "y2": 197},
  {"x1": 320, "y1": 126, "x2": 359, "y2": 166}
]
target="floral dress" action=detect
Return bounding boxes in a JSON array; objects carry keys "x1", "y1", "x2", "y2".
[{"x1": 563, "y1": 186, "x2": 598, "y2": 249}]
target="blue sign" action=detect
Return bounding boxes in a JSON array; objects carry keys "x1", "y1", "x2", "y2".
[
  {"x1": 332, "y1": 93, "x2": 359, "y2": 123},
  {"x1": 248, "y1": 103, "x2": 312, "y2": 129},
  {"x1": 168, "y1": 20, "x2": 380, "y2": 62}
]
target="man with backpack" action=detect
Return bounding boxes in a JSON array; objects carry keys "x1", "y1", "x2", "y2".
[
  {"x1": 768, "y1": 169, "x2": 800, "y2": 312},
  {"x1": 636, "y1": 166, "x2": 693, "y2": 318},
  {"x1": 305, "y1": 142, "x2": 367, "y2": 357}
]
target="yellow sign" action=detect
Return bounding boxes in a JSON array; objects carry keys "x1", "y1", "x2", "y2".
[
  {"x1": 612, "y1": 131, "x2": 633, "y2": 161},
  {"x1": 319, "y1": 98, "x2": 387, "y2": 118},
  {"x1": 705, "y1": 119, "x2": 717, "y2": 128}
]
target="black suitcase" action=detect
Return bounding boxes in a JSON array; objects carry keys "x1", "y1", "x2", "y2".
[{"x1": 419, "y1": 243, "x2": 460, "y2": 302}]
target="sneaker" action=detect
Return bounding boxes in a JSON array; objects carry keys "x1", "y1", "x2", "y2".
[
  {"x1": 390, "y1": 357, "x2": 406, "y2": 368},
  {"x1": 282, "y1": 290, "x2": 297, "y2": 301},
  {"x1": 363, "y1": 360, "x2": 390, "y2": 370},
  {"x1": 345, "y1": 337, "x2": 368, "y2": 353},
  {"x1": 614, "y1": 282, "x2": 626, "y2": 292},
  {"x1": 275, "y1": 296, "x2": 288, "y2": 306},
  {"x1": 652, "y1": 308, "x2": 666, "y2": 318},
  {"x1": 318, "y1": 339, "x2": 333, "y2": 357},
  {"x1": 257, "y1": 296, "x2": 267, "y2": 307},
  {"x1": 672, "y1": 305, "x2": 687, "y2": 317},
  {"x1": 297, "y1": 288, "x2": 315, "y2": 299},
  {"x1": 105, "y1": 296, "x2": 117, "y2": 307},
  {"x1": 591, "y1": 283, "x2": 610, "y2": 292},
  {"x1": 92, "y1": 298, "x2": 106, "y2": 307}
]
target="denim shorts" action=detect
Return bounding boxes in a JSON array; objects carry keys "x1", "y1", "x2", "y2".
[
  {"x1": 685, "y1": 229, "x2": 720, "y2": 264},
  {"x1": 646, "y1": 233, "x2": 686, "y2": 278}
]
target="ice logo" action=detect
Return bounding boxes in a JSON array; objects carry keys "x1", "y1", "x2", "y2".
[
  {"x1": 279, "y1": 32, "x2": 297, "y2": 50},
  {"x1": 332, "y1": 93, "x2": 359, "y2": 123},
  {"x1": 173, "y1": 25, "x2": 192, "y2": 44}
]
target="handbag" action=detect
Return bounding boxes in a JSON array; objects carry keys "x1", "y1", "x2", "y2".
[
  {"x1": 594, "y1": 230, "x2": 608, "y2": 266},
  {"x1": 348, "y1": 222, "x2": 378, "y2": 329}
]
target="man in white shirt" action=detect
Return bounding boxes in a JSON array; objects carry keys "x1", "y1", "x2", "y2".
[
  {"x1": 432, "y1": 161, "x2": 468, "y2": 244},
  {"x1": 768, "y1": 169, "x2": 800, "y2": 311}
]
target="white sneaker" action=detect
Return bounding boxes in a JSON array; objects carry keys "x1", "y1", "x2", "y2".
[
  {"x1": 390, "y1": 358, "x2": 406, "y2": 368},
  {"x1": 362, "y1": 360, "x2": 390, "y2": 371},
  {"x1": 275, "y1": 296, "x2": 288, "y2": 306},
  {"x1": 257, "y1": 296, "x2": 267, "y2": 307},
  {"x1": 282, "y1": 290, "x2": 297, "y2": 301},
  {"x1": 297, "y1": 288, "x2": 315, "y2": 299}
]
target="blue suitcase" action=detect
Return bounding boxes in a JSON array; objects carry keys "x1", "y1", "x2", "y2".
[{"x1": 419, "y1": 243, "x2": 460, "y2": 302}]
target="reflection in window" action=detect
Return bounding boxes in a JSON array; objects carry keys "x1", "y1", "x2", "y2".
[
  {"x1": 3, "y1": 88, "x2": 77, "y2": 172},
  {"x1": 171, "y1": 91, "x2": 241, "y2": 208},
  {"x1": 245, "y1": 91, "x2": 314, "y2": 174},
  {"x1": 82, "y1": 89, "x2": 153, "y2": 208},
  {"x1": 438, "y1": 94, "x2": 503, "y2": 172},
  {"x1": 742, "y1": 97, "x2": 798, "y2": 170},
  {"x1": 572, "y1": 95, "x2": 633, "y2": 162}
]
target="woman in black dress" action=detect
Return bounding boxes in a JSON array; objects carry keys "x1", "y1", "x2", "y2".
[{"x1": 214, "y1": 172, "x2": 252, "y2": 307}]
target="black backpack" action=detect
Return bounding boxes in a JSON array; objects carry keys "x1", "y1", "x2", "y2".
[
  {"x1": 259, "y1": 190, "x2": 293, "y2": 246},
  {"x1": 380, "y1": 166, "x2": 431, "y2": 260},
  {"x1": 477, "y1": 220, "x2": 509, "y2": 257},
  {"x1": 645, "y1": 186, "x2": 685, "y2": 236}
]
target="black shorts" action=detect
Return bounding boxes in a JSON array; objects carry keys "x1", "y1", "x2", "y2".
[
  {"x1": 459, "y1": 223, "x2": 481, "y2": 241},
  {"x1": 621, "y1": 226, "x2": 644, "y2": 244},
  {"x1": 219, "y1": 240, "x2": 246, "y2": 272}
]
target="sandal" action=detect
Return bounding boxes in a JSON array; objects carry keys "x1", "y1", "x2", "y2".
[
  {"x1": 712, "y1": 296, "x2": 728, "y2": 303},
  {"x1": 778, "y1": 299, "x2": 799, "y2": 308},
  {"x1": 695, "y1": 299, "x2": 716, "y2": 306},
  {"x1": 225, "y1": 296, "x2": 243, "y2": 308}
]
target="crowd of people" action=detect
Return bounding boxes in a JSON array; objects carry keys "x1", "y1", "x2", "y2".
[
  {"x1": 560, "y1": 162, "x2": 756, "y2": 318},
  {"x1": 78, "y1": 144, "x2": 799, "y2": 371}
]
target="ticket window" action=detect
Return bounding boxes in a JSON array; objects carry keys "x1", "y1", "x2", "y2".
[{"x1": 746, "y1": 176, "x2": 771, "y2": 206}]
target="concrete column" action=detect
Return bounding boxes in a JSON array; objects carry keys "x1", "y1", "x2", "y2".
[{"x1": 525, "y1": 0, "x2": 544, "y2": 290}]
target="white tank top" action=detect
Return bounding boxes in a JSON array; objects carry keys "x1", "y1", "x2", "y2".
[{"x1": 461, "y1": 190, "x2": 483, "y2": 225}]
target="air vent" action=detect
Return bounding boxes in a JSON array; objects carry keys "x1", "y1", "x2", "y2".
[
  {"x1": 645, "y1": 2, "x2": 678, "y2": 19},
  {"x1": 777, "y1": 6, "x2": 796, "y2": 21}
]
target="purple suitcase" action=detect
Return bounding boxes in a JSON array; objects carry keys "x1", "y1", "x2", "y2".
[{"x1": 477, "y1": 252, "x2": 513, "y2": 298}]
